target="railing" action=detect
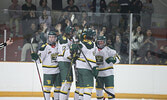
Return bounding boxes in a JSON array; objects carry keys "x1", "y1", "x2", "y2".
[{"x1": 0, "y1": 9, "x2": 166, "y2": 64}]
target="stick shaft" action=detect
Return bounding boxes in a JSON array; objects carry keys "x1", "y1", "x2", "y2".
[{"x1": 30, "y1": 42, "x2": 46, "y2": 100}]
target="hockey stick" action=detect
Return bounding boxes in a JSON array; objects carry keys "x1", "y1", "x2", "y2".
[
  {"x1": 30, "y1": 38, "x2": 46, "y2": 100},
  {"x1": 76, "y1": 43, "x2": 115, "y2": 98}
]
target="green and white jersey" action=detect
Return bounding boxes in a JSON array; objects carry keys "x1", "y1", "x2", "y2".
[
  {"x1": 57, "y1": 35, "x2": 72, "y2": 62},
  {"x1": 95, "y1": 46, "x2": 120, "y2": 77},
  {"x1": 38, "y1": 43, "x2": 59, "y2": 74},
  {"x1": 76, "y1": 41, "x2": 96, "y2": 70}
]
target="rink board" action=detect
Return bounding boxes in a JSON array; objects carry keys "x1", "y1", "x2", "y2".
[{"x1": 0, "y1": 62, "x2": 167, "y2": 99}]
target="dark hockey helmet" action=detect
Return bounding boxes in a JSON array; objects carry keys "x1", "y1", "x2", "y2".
[
  {"x1": 64, "y1": 26, "x2": 74, "y2": 39},
  {"x1": 65, "y1": 26, "x2": 74, "y2": 35},
  {"x1": 96, "y1": 36, "x2": 106, "y2": 49},
  {"x1": 48, "y1": 31, "x2": 56, "y2": 36},
  {"x1": 81, "y1": 28, "x2": 96, "y2": 40}
]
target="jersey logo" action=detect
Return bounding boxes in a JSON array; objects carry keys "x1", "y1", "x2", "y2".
[
  {"x1": 95, "y1": 55, "x2": 104, "y2": 65},
  {"x1": 51, "y1": 53, "x2": 58, "y2": 63}
]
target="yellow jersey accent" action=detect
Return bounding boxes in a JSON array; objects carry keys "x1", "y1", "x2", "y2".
[
  {"x1": 43, "y1": 85, "x2": 53, "y2": 88},
  {"x1": 84, "y1": 92, "x2": 91, "y2": 95},
  {"x1": 105, "y1": 86, "x2": 114, "y2": 89},
  {"x1": 62, "y1": 36, "x2": 67, "y2": 40},
  {"x1": 42, "y1": 65, "x2": 58, "y2": 68},
  {"x1": 58, "y1": 49, "x2": 65, "y2": 56},
  {"x1": 60, "y1": 91, "x2": 68, "y2": 94},
  {"x1": 77, "y1": 58, "x2": 96, "y2": 63},
  {"x1": 98, "y1": 66, "x2": 113, "y2": 71},
  {"x1": 96, "y1": 88, "x2": 103, "y2": 90}
]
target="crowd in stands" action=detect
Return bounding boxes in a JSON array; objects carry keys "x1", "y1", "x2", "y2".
[{"x1": 3, "y1": 0, "x2": 166, "y2": 64}]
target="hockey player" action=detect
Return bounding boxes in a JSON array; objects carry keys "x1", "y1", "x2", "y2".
[
  {"x1": 58, "y1": 26, "x2": 73, "y2": 100},
  {"x1": 70, "y1": 28, "x2": 97, "y2": 100},
  {"x1": 95, "y1": 36, "x2": 120, "y2": 100},
  {"x1": 31, "y1": 31, "x2": 61, "y2": 100}
]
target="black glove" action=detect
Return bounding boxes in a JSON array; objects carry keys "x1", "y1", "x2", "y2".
[
  {"x1": 105, "y1": 56, "x2": 116, "y2": 64},
  {"x1": 70, "y1": 44, "x2": 82, "y2": 63},
  {"x1": 31, "y1": 53, "x2": 39, "y2": 61},
  {"x1": 92, "y1": 66, "x2": 99, "y2": 78}
]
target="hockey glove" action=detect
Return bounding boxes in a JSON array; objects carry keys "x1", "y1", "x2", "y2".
[
  {"x1": 105, "y1": 56, "x2": 116, "y2": 64},
  {"x1": 31, "y1": 53, "x2": 39, "y2": 61},
  {"x1": 70, "y1": 44, "x2": 82, "y2": 63},
  {"x1": 92, "y1": 66, "x2": 99, "y2": 78}
]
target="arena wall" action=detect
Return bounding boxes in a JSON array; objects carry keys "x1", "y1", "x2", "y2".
[{"x1": 0, "y1": 62, "x2": 167, "y2": 99}]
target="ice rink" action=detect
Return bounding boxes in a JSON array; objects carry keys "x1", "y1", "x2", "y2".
[{"x1": 0, "y1": 97, "x2": 149, "y2": 100}]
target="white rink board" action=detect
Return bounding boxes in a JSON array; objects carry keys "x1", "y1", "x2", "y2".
[{"x1": 0, "y1": 62, "x2": 167, "y2": 95}]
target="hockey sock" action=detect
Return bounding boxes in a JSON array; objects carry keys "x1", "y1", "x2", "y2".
[
  {"x1": 44, "y1": 92, "x2": 51, "y2": 100},
  {"x1": 74, "y1": 88, "x2": 80, "y2": 100},
  {"x1": 79, "y1": 88, "x2": 83, "y2": 100},
  {"x1": 96, "y1": 88, "x2": 104, "y2": 100},
  {"x1": 54, "y1": 87, "x2": 60, "y2": 100},
  {"x1": 59, "y1": 83, "x2": 71, "y2": 100},
  {"x1": 106, "y1": 88, "x2": 115, "y2": 100},
  {"x1": 44, "y1": 87, "x2": 51, "y2": 100},
  {"x1": 83, "y1": 88, "x2": 92, "y2": 100}
]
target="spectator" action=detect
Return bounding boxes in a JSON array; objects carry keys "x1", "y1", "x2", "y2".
[
  {"x1": 141, "y1": 0, "x2": 154, "y2": 31},
  {"x1": 139, "y1": 29, "x2": 157, "y2": 57},
  {"x1": 8, "y1": 0, "x2": 21, "y2": 37},
  {"x1": 106, "y1": 38, "x2": 114, "y2": 49},
  {"x1": 120, "y1": 27, "x2": 129, "y2": 64},
  {"x1": 58, "y1": 11, "x2": 70, "y2": 24},
  {"x1": 141, "y1": 50, "x2": 157, "y2": 64},
  {"x1": 27, "y1": 10, "x2": 38, "y2": 20},
  {"x1": 73, "y1": 23, "x2": 82, "y2": 37},
  {"x1": 22, "y1": 0, "x2": 37, "y2": 39},
  {"x1": 39, "y1": 10, "x2": 52, "y2": 28},
  {"x1": 131, "y1": 50, "x2": 142, "y2": 64},
  {"x1": 76, "y1": 0, "x2": 92, "y2": 12},
  {"x1": 63, "y1": 0, "x2": 80, "y2": 12},
  {"x1": 118, "y1": 0, "x2": 130, "y2": 31},
  {"x1": 39, "y1": 23, "x2": 50, "y2": 44},
  {"x1": 91, "y1": 0, "x2": 107, "y2": 13},
  {"x1": 157, "y1": 45, "x2": 167, "y2": 65},
  {"x1": 118, "y1": 0, "x2": 130, "y2": 13},
  {"x1": 99, "y1": 26, "x2": 108, "y2": 37},
  {"x1": 77, "y1": 11, "x2": 89, "y2": 25},
  {"x1": 21, "y1": 23, "x2": 40, "y2": 61},
  {"x1": 80, "y1": 19, "x2": 89, "y2": 31},
  {"x1": 90, "y1": 0, "x2": 107, "y2": 27},
  {"x1": 22, "y1": 0, "x2": 36, "y2": 20},
  {"x1": 130, "y1": 0, "x2": 143, "y2": 27},
  {"x1": 54, "y1": 23, "x2": 62, "y2": 36},
  {"x1": 114, "y1": 34, "x2": 121, "y2": 54},
  {"x1": 107, "y1": 0, "x2": 121, "y2": 28},
  {"x1": 37, "y1": 0, "x2": 51, "y2": 16},
  {"x1": 131, "y1": 26, "x2": 144, "y2": 56},
  {"x1": 107, "y1": 0, "x2": 120, "y2": 13}
]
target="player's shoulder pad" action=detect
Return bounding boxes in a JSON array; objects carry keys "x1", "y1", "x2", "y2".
[
  {"x1": 39, "y1": 43, "x2": 48, "y2": 51},
  {"x1": 106, "y1": 46, "x2": 116, "y2": 52},
  {"x1": 107, "y1": 45, "x2": 114, "y2": 50}
]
